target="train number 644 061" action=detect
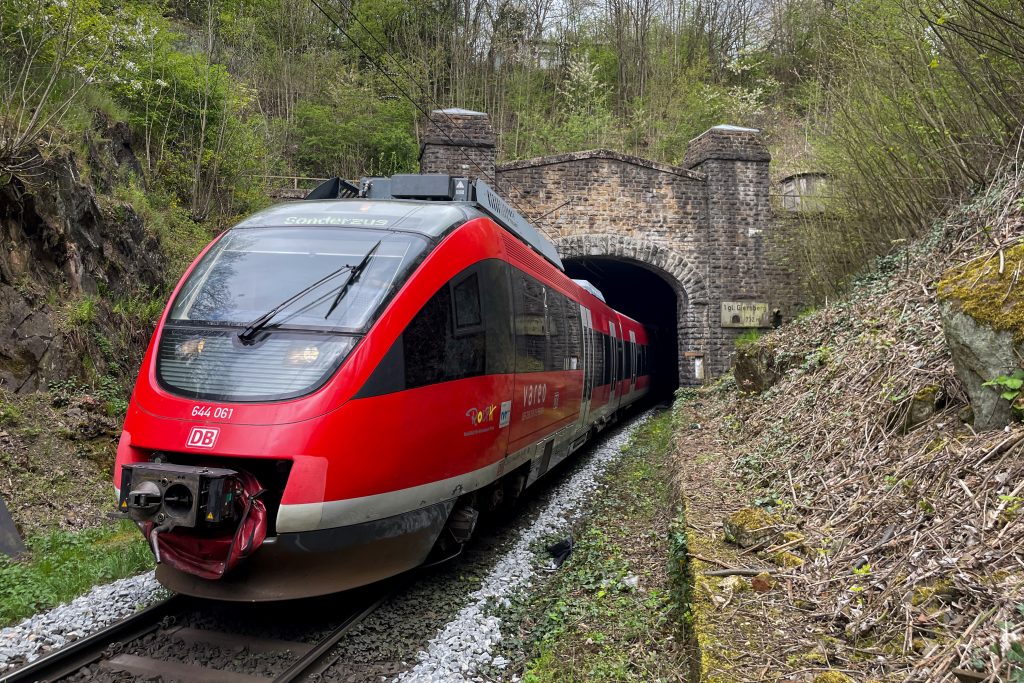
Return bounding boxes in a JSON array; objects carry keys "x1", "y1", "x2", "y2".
[{"x1": 191, "y1": 405, "x2": 234, "y2": 419}]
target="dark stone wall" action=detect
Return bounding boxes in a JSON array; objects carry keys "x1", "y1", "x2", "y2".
[
  {"x1": 420, "y1": 112, "x2": 807, "y2": 384},
  {"x1": 0, "y1": 120, "x2": 165, "y2": 392},
  {"x1": 418, "y1": 109, "x2": 496, "y2": 181}
]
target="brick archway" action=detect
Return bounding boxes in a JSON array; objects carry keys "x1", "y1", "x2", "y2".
[{"x1": 555, "y1": 234, "x2": 710, "y2": 385}]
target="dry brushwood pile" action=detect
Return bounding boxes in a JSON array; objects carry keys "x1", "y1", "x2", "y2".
[{"x1": 684, "y1": 169, "x2": 1024, "y2": 682}]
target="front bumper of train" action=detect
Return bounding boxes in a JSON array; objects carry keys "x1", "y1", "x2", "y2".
[{"x1": 153, "y1": 500, "x2": 453, "y2": 601}]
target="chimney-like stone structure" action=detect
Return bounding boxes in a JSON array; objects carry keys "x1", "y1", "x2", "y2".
[
  {"x1": 682, "y1": 125, "x2": 792, "y2": 370},
  {"x1": 419, "y1": 108, "x2": 497, "y2": 181}
]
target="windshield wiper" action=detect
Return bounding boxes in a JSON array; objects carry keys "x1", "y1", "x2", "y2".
[
  {"x1": 238, "y1": 262, "x2": 356, "y2": 344},
  {"x1": 323, "y1": 241, "x2": 381, "y2": 319}
]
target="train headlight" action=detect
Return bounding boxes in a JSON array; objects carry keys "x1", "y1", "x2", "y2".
[{"x1": 286, "y1": 344, "x2": 321, "y2": 364}]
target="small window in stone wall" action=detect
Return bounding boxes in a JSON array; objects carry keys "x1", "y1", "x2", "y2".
[{"x1": 779, "y1": 173, "x2": 828, "y2": 212}]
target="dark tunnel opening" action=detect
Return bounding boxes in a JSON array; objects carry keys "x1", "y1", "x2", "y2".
[{"x1": 563, "y1": 258, "x2": 680, "y2": 398}]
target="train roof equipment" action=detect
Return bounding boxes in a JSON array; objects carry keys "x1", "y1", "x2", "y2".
[
  {"x1": 572, "y1": 279, "x2": 606, "y2": 303},
  {"x1": 303, "y1": 174, "x2": 565, "y2": 271}
]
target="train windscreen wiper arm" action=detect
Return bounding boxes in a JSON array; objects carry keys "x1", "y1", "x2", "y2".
[
  {"x1": 237, "y1": 262, "x2": 356, "y2": 344},
  {"x1": 323, "y1": 241, "x2": 381, "y2": 319}
]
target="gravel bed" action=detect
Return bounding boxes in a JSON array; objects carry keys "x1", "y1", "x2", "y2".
[
  {"x1": 125, "y1": 632, "x2": 295, "y2": 677},
  {"x1": 394, "y1": 411, "x2": 651, "y2": 683},
  {"x1": 324, "y1": 534, "x2": 509, "y2": 682},
  {"x1": 0, "y1": 571, "x2": 167, "y2": 674}
]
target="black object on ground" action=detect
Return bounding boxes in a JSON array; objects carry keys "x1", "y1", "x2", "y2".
[
  {"x1": 0, "y1": 494, "x2": 24, "y2": 558},
  {"x1": 546, "y1": 537, "x2": 573, "y2": 568}
]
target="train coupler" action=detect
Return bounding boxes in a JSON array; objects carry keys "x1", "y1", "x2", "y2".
[
  {"x1": 118, "y1": 463, "x2": 240, "y2": 530},
  {"x1": 119, "y1": 463, "x2": 268, "y2": 579}
]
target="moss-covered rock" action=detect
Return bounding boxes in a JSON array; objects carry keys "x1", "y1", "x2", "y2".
[
  {"x1": 723, "y1": 507, "x2": 782, "y2": 548},
  {"x1": 911, "y1": 578, "x2": 959, "y2": 606},
  {"x1": 938, "y1": 245, "x2": 1024, "y2": 337},
  {"x1": 906, "y1": 384, "x2": 941, "y2": 432},
  {"x1": 782, "y1": 530, "x2": 806, "y2": 548},
  {"x1": 813, "y1": 672, "x2": 854, "y2": 683},
  {"x1": 938, "y1": 248, "x2": 1024, "y2": 430},
  {"x1": 786, "y1": 649, "x2": 829, "y2": 667},
  {"x1": 768, "y1": 550, "x2": 805, "y2": 568},
  {"x1": 718, "y1": 575, "x2": 750, "y2": 593}
]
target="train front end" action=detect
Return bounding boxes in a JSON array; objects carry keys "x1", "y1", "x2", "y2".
[{"x1": 114, "y1": 199, "x2": 472, "y2": 601}]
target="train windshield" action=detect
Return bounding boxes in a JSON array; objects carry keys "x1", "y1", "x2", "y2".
[
  {"x1": 168, "y1": 228, "x2": 427, "y2": 331},
  {"x1": 156, "y1": 227, "x2": 429, "y2": 402}
]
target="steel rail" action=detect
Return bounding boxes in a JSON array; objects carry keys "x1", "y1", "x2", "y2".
[
  {"x1": 1, "y1": 579, "x2": 398, "y2": 683},
  {"x1": 271, "y1": 584, "x2": 398, "y2": 683},
  {"x1": 0, "y1": 595, "x2": 187, "y2": 683}
]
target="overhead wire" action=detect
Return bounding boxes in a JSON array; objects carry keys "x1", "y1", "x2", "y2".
[
  {"x1": 319, "y1": 2, "x2": 540, "y2": 207},
  {"x1": 307, "y1": 0, "x2": 552, "y2": 235}
]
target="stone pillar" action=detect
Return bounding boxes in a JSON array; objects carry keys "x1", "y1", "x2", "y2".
[
  {"x1": 419, "y1": 108, "x2": 497, "y2": 181},
  {"x1": 683, "y1": 125, "x2": 774, "y2": 378}
]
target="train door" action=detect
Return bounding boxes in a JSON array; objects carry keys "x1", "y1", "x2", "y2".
[
  {"x1": 578, "y1": 306, "x2": 593, "y2": 432},
  {"x1": 629, "y1": 330, "x2": 637, "y2": 394},
  {"x1": 607, "y1": 320, "x2": 618, "y2": 408}
]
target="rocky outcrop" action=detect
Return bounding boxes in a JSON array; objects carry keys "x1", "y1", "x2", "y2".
[
  {"x1": 938, "y1": 301, "x2": 1020, "y2": 430},
  {"x1": 938, "y1": 246, "x2": 1024, "y2": 431},
  {"x1": 0, "y1": 118, "x2": 164, "y2": 392},
  {"x1": 733, "y1": 342, "x2": 791, "y2": 393}
]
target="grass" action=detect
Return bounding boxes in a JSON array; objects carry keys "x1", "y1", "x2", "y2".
[
  {"x1": 0, "y1": 520, "x2": 153, "y2": 626},
  {"x1": 734, "y1": 328, "x2": 764, "y2": 349},
  {"x1": 517, "y1": 408, "x2": 690, "y2": 682},
  {"x1": 0, "y1": 401, "x2": 22, "y2": 426}
]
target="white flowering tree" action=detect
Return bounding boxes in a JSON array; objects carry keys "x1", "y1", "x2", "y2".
[
  {"x1": 0, "y1": 0, "x2": 113, "y2": 175},
  {"x1": 515, "y1": 52, "x2": 617, "y2": 156}
]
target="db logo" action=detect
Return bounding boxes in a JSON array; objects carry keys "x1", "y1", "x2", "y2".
[{"x1": 186, "y1": 426, "x2": 219, "y2": 449}]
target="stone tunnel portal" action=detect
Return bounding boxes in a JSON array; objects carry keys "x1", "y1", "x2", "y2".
[{"x1": 563, "y1": 257, "x2": 680, "y2": 398}]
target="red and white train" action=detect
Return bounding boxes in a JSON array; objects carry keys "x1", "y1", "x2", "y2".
[{"x1": 114, "y1": 175, "x2": 651, "y2": 600}]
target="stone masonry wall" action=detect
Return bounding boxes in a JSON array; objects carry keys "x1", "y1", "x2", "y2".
[
  {"x1": 495, "y1": 152, "x2": 711, "y2": 382},
  {"x1": 418, "y1": 109, "x2": 496, "y2": 181},
  {"x1": 680, "y1": 127, "x2": 805, "y2": 377},
  {"x1": 419, "y1": 111, "x2": 808, "y2": 385}
]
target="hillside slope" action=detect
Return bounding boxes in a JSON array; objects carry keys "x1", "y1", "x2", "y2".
[{"x1": 674, "y1": 168, "x2": 1024, "y2": 681}]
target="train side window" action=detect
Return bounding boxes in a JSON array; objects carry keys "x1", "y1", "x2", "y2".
[
  {"x1": 403, "y1": 286, "x2": 448, "y2": 388},
  {"x1": 452, "y1": 272, "x2": 483, "y2": 332},
  {"x1": 546, "y1": 291, "x2": 566, "y2": 372},
  {"x1": 617, "y1": 339, "x2": 624, "y2": 382},
  {"x1": 404, "y1": 280, "x2": 484, "y2": 388},
  {"x1": 514, "y1": 273, "x2": 548, "y2": 373},
  {"x1": 358, "y1": 259, "x2": 513, "y2": 396},
  {"x1": 590, "y1": 328, "x2": 604, "y2": 387},
  {"x1": 598, "y1": 333, "x2": 606, "y2": 387},
  {"x1": 403, "y1": 268, "x2": 490, "y2": 389},
  {"x1": 479, "y1": 260, "x2": 515, "y2": 375}
]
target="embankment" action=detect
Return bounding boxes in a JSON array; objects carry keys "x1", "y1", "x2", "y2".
[{"x1": 672, "y1": 171, "x2": 1024, "y2": 681}]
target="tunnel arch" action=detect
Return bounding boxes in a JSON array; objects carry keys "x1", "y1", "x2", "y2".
[{"x1": 555, "y1": 234, "x2": 710, "y2": 388}]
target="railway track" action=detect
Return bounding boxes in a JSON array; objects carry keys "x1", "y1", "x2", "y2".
[{"x1": 1, "y1": 582, "x2": 396, "y2": 683}]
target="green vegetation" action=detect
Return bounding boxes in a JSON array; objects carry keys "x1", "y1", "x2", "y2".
[
  {"x1": 2, "y1": 0, "x2": 1023, "y2": 299},
  {"x1": 0, "y1": 401, "x2": 22, "y2": 426},
  {"x1": 518, "y1": 410, "x2": 689, "y2": 682},
  {"x1": 0, "y1": 521, "x2": 153, "y2": 626},
  {"x1": 734, "y1": 329, "x2": 763, "y2": 349}
]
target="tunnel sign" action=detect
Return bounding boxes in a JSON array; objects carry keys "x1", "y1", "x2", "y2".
[{"x1": 721, "y1": 301, "x2": 771, "y2": 328}]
